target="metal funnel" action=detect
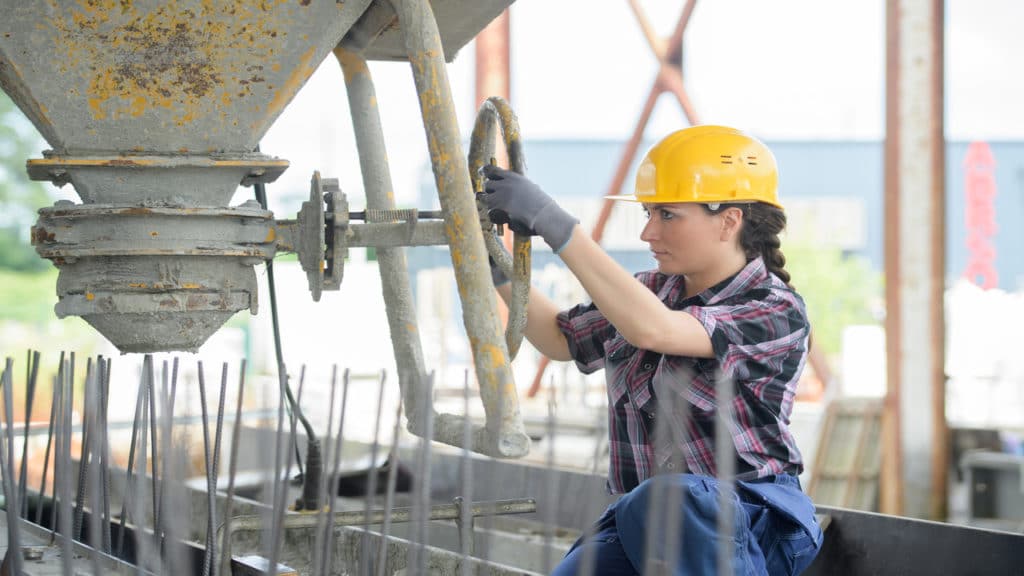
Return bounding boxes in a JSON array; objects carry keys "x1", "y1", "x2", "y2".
[
  {"x1": 0, "y1": 1, "x2": 374, "y2": 155},
  {"x1": 0, "y1": 0, "x2": 373, "y2": 352}
]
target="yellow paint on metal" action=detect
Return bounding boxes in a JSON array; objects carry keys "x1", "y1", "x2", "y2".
[
  {"x1": 264, "y1": 228, "x2": 276, "y2": 243},
  {"x1": 128, "y1": 283, "x2": 148, "y2": 289},
  {"x1": 261, "y1": 46, "x2": 317, "y2": 131},
  {"x1": 181, "y1": 283, "x2": 202, "y2": 289},
  {"x1": 334, "y1": 47, "x2": 369, "y2": 85},
  {"x1": 150, "y1": 231, "x2": 159, "y2": 237},
  {"x1": 51, "y1": 0, "x2": 298, "y2": 129},
  {"x1": 85, "y1": 292, "x2": 95, "y2": 301}
]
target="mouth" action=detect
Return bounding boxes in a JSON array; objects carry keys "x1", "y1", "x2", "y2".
[{"x1": 650, "y1": 249, "x2": 669, "y2": 259}]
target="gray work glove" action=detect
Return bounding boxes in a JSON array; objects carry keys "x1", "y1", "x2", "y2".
[{"x1": 478, "y1": 165, "x2": 579, "y2": 253}]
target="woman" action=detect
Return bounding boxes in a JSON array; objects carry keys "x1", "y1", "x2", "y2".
[{"x1": 478, "y1": 125, "x2": 824, "y2": 575}]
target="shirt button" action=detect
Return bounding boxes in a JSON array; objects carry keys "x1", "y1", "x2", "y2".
[
  {"x1": 642, "y1": 362, "x2": 653, "y2": 370},
  {"x1": 666, "y1": 463, "x2": 676, "y2": 470}
]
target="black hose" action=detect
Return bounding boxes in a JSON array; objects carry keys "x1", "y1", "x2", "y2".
[{"x1": 253, "y1": 144, "x2": 320, "y2": 507}]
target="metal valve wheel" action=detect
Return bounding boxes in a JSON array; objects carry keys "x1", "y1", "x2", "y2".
[{"x1": 469, "y1": 96, "x2": 531, "y2": 360}]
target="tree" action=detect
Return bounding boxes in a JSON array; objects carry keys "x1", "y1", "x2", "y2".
[
  {"x1": 0, "y1": 93, "x2": 52, "y2": 271},
  {"x1": 784, "y1": 241, "x2": 883, "y2": 359}
]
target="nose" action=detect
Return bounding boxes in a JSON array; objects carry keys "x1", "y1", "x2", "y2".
[{"x1": 640, "y1": 214, "x2": 658, "y2": 242}]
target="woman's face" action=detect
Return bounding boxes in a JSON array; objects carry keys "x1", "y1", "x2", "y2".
[{"x1": 639, "y1": 203, "x2": 741, "y2": 276}]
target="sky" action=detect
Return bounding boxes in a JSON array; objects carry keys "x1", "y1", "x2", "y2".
[{"x1": 252, "y1": 0, "x2": 1024, "y2": 217}]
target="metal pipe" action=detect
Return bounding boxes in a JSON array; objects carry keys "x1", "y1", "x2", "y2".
[
  {"x1": 335, "y1": 46, "x2": 431, "y2": 442},
  {"x1": 468, "y1": 96, "x2": 531, "y2": 360},
  {"x1": 883, "y1": 0, "x2": 946, "y2": 519},
  {"x1": 389, "y1": 0, "x2": 528, "y2": 458}
]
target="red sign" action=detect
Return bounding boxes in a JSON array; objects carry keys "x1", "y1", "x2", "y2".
[{"x1": 963, "y1": 141, "x2": 998, "y2": 289}]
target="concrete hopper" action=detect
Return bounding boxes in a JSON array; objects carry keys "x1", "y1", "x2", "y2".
[{"x1": 0, "y1": 0, "x2": 418, "y2": 353}]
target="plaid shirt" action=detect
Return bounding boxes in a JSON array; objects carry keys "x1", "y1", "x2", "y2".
[{"x1": 556, "y1": 257, "x2": 809, "y2": 494}]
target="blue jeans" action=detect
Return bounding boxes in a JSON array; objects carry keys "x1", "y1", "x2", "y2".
[{"x1": 551, "y1": 474, "x2": 823, "y2": 576}]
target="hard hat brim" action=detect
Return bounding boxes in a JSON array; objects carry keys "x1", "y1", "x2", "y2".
[{"x1": 604, "y1": 194, "x2": 641, "y2": 203}]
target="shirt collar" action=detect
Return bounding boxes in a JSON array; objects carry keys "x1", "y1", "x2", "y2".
[{"x1": 662, "y1": 257, "x2": 769, "y2": 307}]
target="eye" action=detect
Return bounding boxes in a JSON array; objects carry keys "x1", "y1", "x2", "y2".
[
  {"x1": 642, "y1": 206, "x2": 651, "y2": 219},
  {"x1": 659, "y1": 208, "x2": 675, "y2": 221}
]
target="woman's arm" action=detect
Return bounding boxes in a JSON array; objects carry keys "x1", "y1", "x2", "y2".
[
  {"x1": 478, "y1": 165, "x2": 713, "y2": 358},
  {"x1": 494, "y1": 283, "x2": 572, "y2": 361},
  {"x1": 557, "y1": 226, "x2": 714, "y2": 358}
]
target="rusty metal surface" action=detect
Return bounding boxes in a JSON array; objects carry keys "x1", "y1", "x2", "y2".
[
  {"x1": 33, "y1": 201, "x2": 275, "y2": 260},
  {"x1": 355, "y1": 0, "x2": 514, "y2": 63},
  {"x1": 882, "y1": 0, "x2": 946, "y2": 520},
  {"x1": 468, "y1": 96, "x2": 531, "y2": 361},
  {"x1": 26, "y1": 153, "x2": 288, "y2": 205},
  {"x1": 0, "y1": 0, "x2": 373, "y2": 154},
  {"x1": 392, "y1": 0, "x2": 529, "y2": 459}
]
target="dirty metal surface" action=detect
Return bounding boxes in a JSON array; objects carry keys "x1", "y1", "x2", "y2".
[
  {"x1": 356, "y1": 0, "x2": 515, "y2": 63},
  {"x1": 0, "y1": 0, "x2": 374, "y2": 154}
]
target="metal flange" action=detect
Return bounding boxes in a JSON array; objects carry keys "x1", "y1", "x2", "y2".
[{"x1": 296, "y1": 171, "x2": 344, "y2": 302}]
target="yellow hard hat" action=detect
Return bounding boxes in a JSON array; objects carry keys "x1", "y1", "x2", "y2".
[{"x1": 608, "y1": 125, "x2": 782, "y2": 209}]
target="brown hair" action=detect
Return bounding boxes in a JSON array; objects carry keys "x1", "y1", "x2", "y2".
[{"x1": 704, "y1": 203, "x2": 791, "y2": 286}]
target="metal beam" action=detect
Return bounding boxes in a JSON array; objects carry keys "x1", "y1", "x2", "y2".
[{"x1": 883, "y1": 0, "x2": 947, "y2": 519}]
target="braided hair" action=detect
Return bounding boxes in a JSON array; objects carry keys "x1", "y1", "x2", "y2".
[{"x1": 704, "y1": 202, "x2": 791, "y2": 286}]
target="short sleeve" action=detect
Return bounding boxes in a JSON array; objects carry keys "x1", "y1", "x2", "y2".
[
  {"x1": 684, "y1": 294, "x2": 809, "y2": 380},
  {"x1": 556, "y1": 302, "x2": 615, "y2": 374}
]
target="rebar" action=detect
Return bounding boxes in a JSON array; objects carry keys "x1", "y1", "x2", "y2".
[
  {"x1": 73, "y1": 358, "x2": 94, "y2": 542},
  {"x1": 117, "y1": 360, "x2": 150, "y2": 557},
  {"x1": 267, "y1": 366, "x2": 305, "y2": 576},
  {"x1": 36, "y1": 372, "x2": 58, "y2": 527},
  {"x1": 715, "y1": 373, "x2": 736, "y2": 576},
  {"x1": 321, "y1": 368, "x2": 350, "y2": 576},
  {"x1": 198, "y1": 362, "x2": 216, "y2": 576},
  {"x1": 408, "y1": 372, "x2": 436, "y2": 574},
  {"x1": 19, "y1": 350, "x2": 40, "y2": 518},
  {"x1": 359, "y1": 371, "x2": 388, "y2": 576},
  {"x1": 374, "y1": 379, "x2": 406, "y2": 576},
  {"x1": 459, "y1": 370, "x2": 474, "y2": 571},
  {"x1": 100, "y1": 357, "x2": 113, "y2": 553},
  {"x1": 218, "y1": 359, "x2": 247, "y2": 576},
  {"x1": 59, "y1": 354, "x2": 75, "y2": 576},
  {"x1": 1, "y1": 359, "x2": 24, "y2": 576},
  {"x1": 313, "y1": 365, "x2": 339, "y2": 576}
]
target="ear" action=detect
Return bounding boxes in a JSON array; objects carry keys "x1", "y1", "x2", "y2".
[{"x1": 719, "y1": 206, "x2": 744, "y2": 241}]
